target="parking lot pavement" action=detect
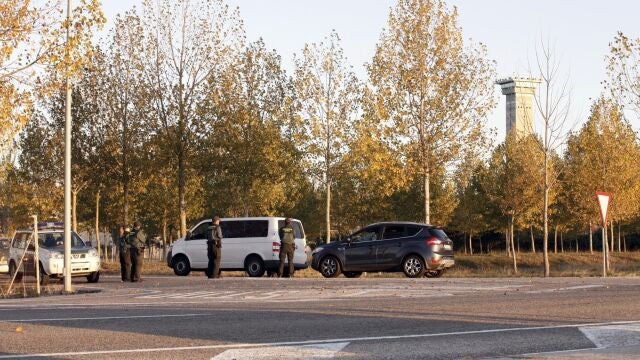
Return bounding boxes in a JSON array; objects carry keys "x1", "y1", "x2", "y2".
[{"x1": 0, "y1": 275, "x2": 640, "y2": 359}]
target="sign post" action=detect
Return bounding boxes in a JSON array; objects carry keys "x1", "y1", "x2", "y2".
[{"x1": 596, "y1": 192, "x2": 611, "y2": 278}]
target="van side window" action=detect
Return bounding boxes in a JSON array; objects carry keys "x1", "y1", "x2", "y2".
[
  {"x1": 189, "y1": 222, "x2": 212, "y2": 240},
  {"x1": 220, "y1": 220, "x2": 269, "y2": 238}
]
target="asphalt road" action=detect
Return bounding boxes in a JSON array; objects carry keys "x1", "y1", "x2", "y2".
[{"x1": 0, "y1": 273, "x2": 639, "y2": 359}]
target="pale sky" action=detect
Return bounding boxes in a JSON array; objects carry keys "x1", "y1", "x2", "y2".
[{"x1": 102, "y1": 0, "x2": 640, "y2": 138}]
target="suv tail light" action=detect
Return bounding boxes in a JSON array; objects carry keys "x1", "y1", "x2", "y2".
[
  {"x1": 272, "y1": 242, "x2": 280, "y2": 253},
  {"x1": 426, "y1": 237, "x2": 442, "y2": 246}
]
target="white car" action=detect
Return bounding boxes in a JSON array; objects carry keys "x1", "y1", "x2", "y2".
[
  {"x1": 168, "y1": 217, "x2": 308, "y2": 277},
  {"x1": 9, "y1": 223, "x2": 101, "y2": 284},
  {"x1": 0, "y1": 238, "x2": 9, "y2": 274}
]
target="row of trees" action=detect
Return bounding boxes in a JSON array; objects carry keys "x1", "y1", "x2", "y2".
[{"x1": 2, "y1": 1, "x2": 640, "y2": 277}]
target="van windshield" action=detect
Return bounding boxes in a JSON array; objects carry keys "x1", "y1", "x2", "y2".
[
  {"x1": 277, "y1": 220, "x2": 305, "y2": 238},
  {"x1": 38, "y1": 232, "x2": 86, "y2": 248}
]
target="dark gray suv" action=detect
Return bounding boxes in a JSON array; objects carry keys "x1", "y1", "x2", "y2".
[{"x1": 311, "y1": 222, "x2": 454, "y2": 278}]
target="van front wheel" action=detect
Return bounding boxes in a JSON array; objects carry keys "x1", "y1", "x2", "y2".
[{"x1": 245, "y1": 256, "x2": 265, "y2": 277}]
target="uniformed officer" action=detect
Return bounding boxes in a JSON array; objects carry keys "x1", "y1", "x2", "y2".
[
  {"x1": 278, "y1": 218, "x2": 296, "y2": 278},
  {"x1": 128, "y1": 221, "x2": 146, "y2": 282},
  {"x1": 118, "y1": 225, "x2": 131, "y2": 282},
  {"x1": 206, "y1": 216, "x2": 223, "y2": 279}
]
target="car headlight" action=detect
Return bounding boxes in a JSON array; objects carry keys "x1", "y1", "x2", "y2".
[
  {"x1": 312, "y1": 247, "x2": 324, "y2": 255},
  {"x1": 49, "y1": 251, "x2": 64, "y2": 259},
  {"x1": 88, "y1": 248, "x2": 98, "y2": 257}
]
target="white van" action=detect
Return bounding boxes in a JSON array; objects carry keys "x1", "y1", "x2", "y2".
[{"x1": 167, "y1": 217, "x2": 308, "y2": 277}]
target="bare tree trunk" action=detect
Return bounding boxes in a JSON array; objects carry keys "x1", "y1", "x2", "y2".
[
  {"x1": 103, "y1": 226, "x2": 108, "y2": 263},
  {"x1": 617, "y1": 222, "x2": 621, "y2": 252},
  {"x1": 606, "y1": 224, "x2": 611, "y2": 270},
  {"x1": 469, "y1": 233, "x2": 473, "y2": 255},
  {"x1": 95, "y1": 190, "x2": 100, "y2": 258},
  {"x1": 510, "y1": 216, "x2": 517, "y2": 273},
  {"x1": 517, "y1": 232, "x2": 520, "y2": 254},
  {"x1": 610, "y1": 221, "x2": 615, "y2": 253},
  {"x1": 464, "y1": 233, "x2": 468, "y2": 254},
  {"x1": 530, "y1": 226, "x2": 536, "y2": 253},
  {"x1": 561, "y1": 232, "x2": 564, "y2": 253},
  {"x1": 554, "y1": 226, "x2": 558, "y2": 254},
  {"x1": 623, "y1": 233, "x2": 627, "y2": 252},
  {"x1": 424, "y1": 172, "x2": 430, "y2": 224},
  {"x1": 505, "y1": 226, "x2": 511, "y2": 256},
  {"x1": 326, "y1": 182, "x2": 331, "y2": 243},
  {"x1": 575, "y1": 236, "x2": 578, "y2": 253},
  {"x1": 123, "y1": 180, "x2": 129, "y2": 226},
  {"x1": 589, "y1": 221, "x2": 593, "y2": 254},
  {"x1": 178, "y1": 149, "x2": 187, "y2": 237},
  {"x1": 72, "y1": 190, "x2": 78, "y2": 232},
  {"x1": 162, "y1": 210, "x2": 167, "y2": 260}
]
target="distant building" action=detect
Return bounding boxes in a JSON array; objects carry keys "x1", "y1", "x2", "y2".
[{"x1": 496, "y1": 77, "x2": 540, "y2": 138}]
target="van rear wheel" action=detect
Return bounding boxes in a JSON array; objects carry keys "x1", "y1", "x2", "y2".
[{"x1": 245, "y1": 256, "x2": 265, "y2": 277}]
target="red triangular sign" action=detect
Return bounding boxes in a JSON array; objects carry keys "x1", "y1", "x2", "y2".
[{"x1": 596, "y1": 191, "x2": 611, "y2": 226}]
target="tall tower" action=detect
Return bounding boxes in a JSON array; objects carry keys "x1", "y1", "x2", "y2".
[{"x1": 496, "y1": 77, "x2": 540, "y2": 137}]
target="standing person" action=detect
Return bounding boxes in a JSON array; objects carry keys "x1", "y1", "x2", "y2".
[
  {"x1": 278, "y1": 218, "x2": 296, "y2": 278},
  {"x1": 206, "y1": 216, "x2": 223, "y2": 279},
  {"x1": 129, "y1": 221, "x2": 146, "y2": 282},
  {"x1": 118, "y1": 226, "x2": 131, "y2": 282}
]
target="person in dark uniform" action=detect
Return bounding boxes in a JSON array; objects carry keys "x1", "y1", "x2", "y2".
[
  {"x1": 206, "y1": 216, "x2": 223, "y2": 279},
  {"x1": 118, "y1": 225, "x2": 131, "y2": 282},
  {"x1": 128, "y1": 221, "x2": 146, "y2": 282},
  {"x1": 278, "y1": 218, "x2": 296, "y2": 278}
]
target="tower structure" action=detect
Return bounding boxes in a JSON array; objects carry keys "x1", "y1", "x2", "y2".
[{"x1": 495, "y1": 77, "x2": 540, "y2": 138}]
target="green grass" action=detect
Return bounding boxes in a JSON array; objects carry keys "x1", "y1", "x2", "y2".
[{"x1": 99, "y1": 251, "x2": 640, "y2": 278}]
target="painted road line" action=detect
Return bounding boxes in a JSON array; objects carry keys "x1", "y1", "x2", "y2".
[
  {"x1": 211, "y1": 342, "x2": 350, "y2": 359},
  {"x1": 580, "y1": 324, "x2": 640, "y2": 348},
  {"x1": 2, "y1": 320, "x2": 640, "y2": 358},
  {"x1": 1, "y1": 313, "x2": 215, "y2": 323}
]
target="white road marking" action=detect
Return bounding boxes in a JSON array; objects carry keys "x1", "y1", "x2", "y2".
[
  {"x1": 2, "y1": 320, "x2": 640, "y2": 358},
  {"x1": 2, "y1": 313, "x2": 214, "y2": 323},
  {"x1": 580, "y1": 324, "x2": 640, "y2": 348},
  {"x1": 526, "y1": 285, "x2": 604, "y2": 294},
  {"x1": 211, "y1": 341, "x2": 350, "y2": 359}
]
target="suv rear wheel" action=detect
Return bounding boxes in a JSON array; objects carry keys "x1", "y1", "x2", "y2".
[
  {"x1": 402, "y1": 255, "x2": 426, "y2": 278},
  {"x1": 320, "y1": 256, "x2": 341, "y2": 278},
  {"x1": 245, "y1": 256, "x2": 265, "y2": 277},
  {"x1": 172, "y1": 255, "x2": 191, "y2": 276}
]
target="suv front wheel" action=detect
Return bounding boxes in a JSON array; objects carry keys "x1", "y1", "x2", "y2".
[{"x1": 320, "y1": 256, "x2": 341, "y2": 278}]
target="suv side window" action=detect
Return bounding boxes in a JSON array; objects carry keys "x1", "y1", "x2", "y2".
[
  {"x1": 189, "y1": 222, "x2": 211, "y2": 241},
  {"x1": 351, "y1": 226, "x2": 380, "y2": 243},
  {"x1": 406, "y1": 226, "x2": 423, "y2": 237},
  {"x1": 382, "y1": 225, "x2": 406, "y2": 240}
]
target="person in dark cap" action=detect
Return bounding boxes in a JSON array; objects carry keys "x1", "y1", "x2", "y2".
[
  {"x1": 206, "y1": 216, "x2": 223, "y2": 279},
  {"x1": 278, "y1": 218, "x2": 296, "y2": 278},
  {"x1": 118, "y1": 225, "x2": 131, "y2": 282},
  {"x1": 128, "y1": 221, "x2": 146, "y2": 282}
]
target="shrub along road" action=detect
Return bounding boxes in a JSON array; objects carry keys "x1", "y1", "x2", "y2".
[{"x1": 0, "y1": 275, "x2": 639, "y2": 359}]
